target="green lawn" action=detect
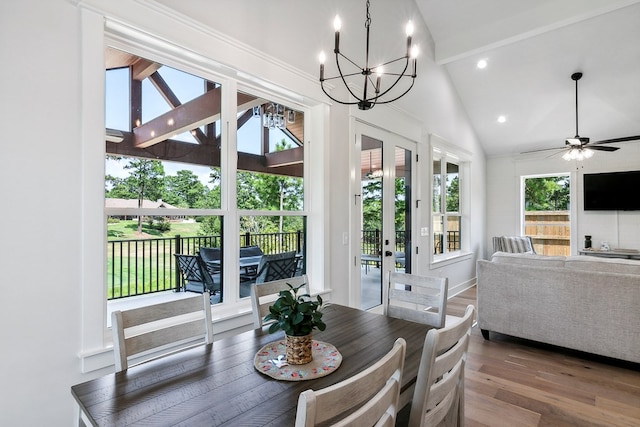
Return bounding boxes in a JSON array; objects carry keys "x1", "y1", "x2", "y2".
[{"x1": 107, "y1": 219, "x2": 201, "y2": 240}]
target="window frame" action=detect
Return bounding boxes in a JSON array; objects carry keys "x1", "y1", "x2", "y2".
[
  {"x1": 79, "y1": 11, "x2": 315, "y2": 372},
  {"x1": 429, "y1": 135, "x2": 471, "y2": 265}
]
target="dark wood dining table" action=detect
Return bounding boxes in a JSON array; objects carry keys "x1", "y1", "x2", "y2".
[{"x1": 71, "y1": 304, "x2": 431, "y2": 426}]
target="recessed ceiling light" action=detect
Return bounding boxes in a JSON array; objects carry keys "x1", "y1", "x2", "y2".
[
  {"x1": 497, "y1": 115, "x2": 507, "y2": 123},
  {"x1": 477, "y1": 59, "x2": 488, "y2": 69}
]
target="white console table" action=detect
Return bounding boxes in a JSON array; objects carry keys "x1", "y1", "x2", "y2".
[{"x1": 579, "y1": 249, "x2": 640, "y2": 260}]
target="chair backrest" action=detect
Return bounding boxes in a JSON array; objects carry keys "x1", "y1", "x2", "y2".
[
  {"x1": 240, "y1": 245, "x2": 264, "y2": 258},
  {"x1": 198, "y1": 247, "x2": 221, "y2": 273},
  {"x1": 295, "y1": 338, "x2": 406, "y2": 427},
  {"x1": 254, "y1": 250, "x2": 298, "y2": 284},
  {"x1": 385, "y1": 272, "x2": 449, "y2": 329},
  {"x1": 250, "y1": 274, "x2": 310, "y2": 329},
  {"x1": 408, "y1": 305, "x2": 475, "y2": 427},
  {"x1": 492, "y1": 236, "x2": 535, "y2": 254},
  {"x1": 174, "y1": 253, "x2": 220, "y2": 295},
  {"x1": 111, "y1": 292, "x2": 213, "y2": 372}
]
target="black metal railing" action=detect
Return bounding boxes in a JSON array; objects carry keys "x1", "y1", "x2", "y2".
[
  {"x1": 107, "y1": 231, "x2": 303, "y2": 300},
  {"x1": 433, "y1": 231, "x2": 461, "y2": 254},
  {"x1": 361, "y1": 229, "x2": 406, "y2": 255}
]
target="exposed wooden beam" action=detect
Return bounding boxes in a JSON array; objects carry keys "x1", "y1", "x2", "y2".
[
  {"x1": 148, "y1": 71, "x2": 209, "y2": 145},
  {"x1": 131, "y1": 58, "x2": 162, "y2": 80},
  {"x1": 237, "y1": 152, "x2": 302, "y2": 178},
  {"x1": 107, "y1": 134, "x2": 301, "y2": 177},
  {"x1": 133, "y1": 90, "x2": 261, "y2": 148},
  {"x1": 107, "y1": 132, "x2": 220, "y2": 168},
  {"x1": 265, "y1": 147, "x2": 303, "y2": 167},
  {"x1": 133, "y1": 88, "x2": 222, "y2": 148}
]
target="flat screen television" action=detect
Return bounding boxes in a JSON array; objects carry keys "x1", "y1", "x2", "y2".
[{"x1": 584, "y1": 170, "x2": 640, "y2": 211}]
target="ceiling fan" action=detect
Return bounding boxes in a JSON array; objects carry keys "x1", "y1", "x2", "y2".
[{"x1": 522, "y1": 72, "x2": 640, "y2": 160}]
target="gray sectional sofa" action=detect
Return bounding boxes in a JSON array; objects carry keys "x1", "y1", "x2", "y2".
[{"x1": 476, "y1": 252, "x2": 640, "y2": 364}]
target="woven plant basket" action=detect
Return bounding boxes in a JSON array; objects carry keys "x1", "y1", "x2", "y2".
[{"x1": 285, "y1": 334, "x2": 313, "y2": 365}]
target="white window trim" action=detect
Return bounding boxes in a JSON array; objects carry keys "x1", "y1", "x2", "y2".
[
  {"x1": 429, "y1": 134, "x2": 472, "y2": 266},
  {"x1": 79, "y1": 8, "x2": 323, "y2": 373}
]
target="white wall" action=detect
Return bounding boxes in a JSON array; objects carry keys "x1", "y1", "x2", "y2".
[
  {"x1": 486, "y1": 144, "x2": 640, "y2": 257},
  {"x1": 1, "y1": 0, "x2": 86, "y2": 425},
  {"x1": 0, "y1": 0, "x2": 485, "y2": 425}
]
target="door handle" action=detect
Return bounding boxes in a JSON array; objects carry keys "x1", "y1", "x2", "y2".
[{"x1": 384, "y1": 250, "x2": 393, "y2": 257}]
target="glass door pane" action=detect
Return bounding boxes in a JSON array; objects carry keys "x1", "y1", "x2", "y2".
[
  {"x1": 360, "y1": 137, "x2": 383, "y2": 310},
  {"x1": 394, "y1": 146, "x2": 412, "y2": 273}
]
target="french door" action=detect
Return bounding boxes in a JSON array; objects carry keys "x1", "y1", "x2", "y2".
[{"x1": 353, "y1": 121, "x2": 415, "y2": 310}]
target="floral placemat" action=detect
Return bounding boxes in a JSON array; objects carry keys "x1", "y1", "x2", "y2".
[{"x1": 254, "y1": 340, "x2": 342, "y2": 381}]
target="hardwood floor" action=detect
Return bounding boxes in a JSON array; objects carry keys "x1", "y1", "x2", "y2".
[{"x1": 447, "y1": 286, "x2": 640, "y2": 427}]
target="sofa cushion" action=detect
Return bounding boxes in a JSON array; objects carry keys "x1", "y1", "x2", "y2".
[
  {"x1": 565, "y1": 256, "x2": 640, "y2": 275},
  {"x1": 491, "y1": 251, "x2": 566, "y2": 268}
]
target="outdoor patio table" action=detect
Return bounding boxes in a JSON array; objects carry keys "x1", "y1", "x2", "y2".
[{"x1": 71, "y1": 304, "x2": 431, "y2": 426}]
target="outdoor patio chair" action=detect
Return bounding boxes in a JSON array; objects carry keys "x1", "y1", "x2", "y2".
[
  {"x1": 198, "y1": 246, "x2": 221, "y2": 276},
  {"x1": 407, "y1": 305, "x2": 475, "y2": 427},
  {"x1": 111, "y1": 291, "x2": 213, "y2": 372},
  {"x1": 239, "y1": 245, "x2": 264, "y2": 278},
  {"x1": 174, "y1": 253, "x2": 220, "y2": 296},
  {"x1": 254, "y1": 250, "x2": 298, "y2": 284},
  {"x1": 385, "y1": 271, "x2": 450, "y2": 329},
  {"x1": 295, "y1": 338, "x2": 406, "y2": 427}
]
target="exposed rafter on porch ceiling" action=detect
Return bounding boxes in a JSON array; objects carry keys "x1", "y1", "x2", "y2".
[
  {"x1": 105, "y1": 47, "x2": 304, "y2": 175},
  {"x1": 133, "y1": 90, "x2": 259, "y2": 148}
]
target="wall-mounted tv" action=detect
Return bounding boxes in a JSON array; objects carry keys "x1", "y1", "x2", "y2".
[{"x1": 584, "y1": 170, "x2": 640, "y2": 211}]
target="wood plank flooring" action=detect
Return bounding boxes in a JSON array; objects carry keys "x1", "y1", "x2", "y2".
[{"x1": 445, "y1": 286, "x2": 640, "y2": 427}]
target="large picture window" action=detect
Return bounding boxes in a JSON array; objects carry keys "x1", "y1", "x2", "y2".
[{"x1": 104, "y1": 47, "x2": 306, "y2": 320}]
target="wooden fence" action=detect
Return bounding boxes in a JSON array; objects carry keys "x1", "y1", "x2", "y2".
[{"x1": 524, "y1": 210, "x2": 570, "y2": 256}]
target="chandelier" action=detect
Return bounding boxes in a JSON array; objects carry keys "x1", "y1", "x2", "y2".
[
  {"x1": 318, "y1": 0, "x2": 418, "y2": 110},
  {"x1": 253, "y1": 103, "x2": 294, "y2": 130},
  {"x1": 562, "y1": 146, "x2": 594, "y2": 161},
  {"x1": 365, "y1": 151, "x2": 383, "y2": 179}
]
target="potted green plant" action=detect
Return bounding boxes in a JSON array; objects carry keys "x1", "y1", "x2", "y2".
[{"x1": 264, "y1": 282, "x2": 326, "y2": 364}]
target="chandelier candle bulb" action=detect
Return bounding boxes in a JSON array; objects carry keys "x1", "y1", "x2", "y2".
[
  {"x1": 319, "y1": 52, "x2": 326, "y2": 81},
  {"x1": 333, "y1": 16, "x2": 341, "y2": 52},
  {"x1": 405, "y1": 21, "x2": 414, "y2": 56}
]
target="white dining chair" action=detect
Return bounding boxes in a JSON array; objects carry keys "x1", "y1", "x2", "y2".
[
  {"x1": 385, "y1": 271, "x2": 450, "y2": 329},
  {"x1": 295, "y1": 338, "x2": 406, "y2": 427},
  {"x1": 408, "y1": 305, "x2": 476, "y2": 427},
  {"x1": 111, "y1": 291, "x2": 213, "y2": 372},
  {"x1": 250, "y1": 274, "x2": 310, "y2": 329}
]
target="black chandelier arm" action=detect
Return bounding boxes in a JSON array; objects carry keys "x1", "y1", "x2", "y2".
[
  {"x1": 375, "y1": 55, "x2": 412, "y2": 70},
  {"x1": 321, "y1": 71, "x2": 363, "y2": 81},
  {"x1": 334, "y1": 51, "x2": 369, "y2": 104},
  {"x1": 372, "y1": 78, "x2": 415, "y2": 105},
  {"x1": 319, "y1": 81, "x2": 362, "y2": 106},
  {"x1": 337, "y1": 52, "x2": 363, "y2": 72},
  {"x1": 365, "y1": 58, "x2": 412, "y2": 102}
]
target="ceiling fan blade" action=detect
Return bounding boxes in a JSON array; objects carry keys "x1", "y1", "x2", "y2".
[
  {"x1": 520, "y1": 146, "x2": 564, "y2": 154},
  {"x1": 589, "y1": 145, "x2": 620, "y2": 152},
  {"x1": 591, "y1": 135, "x2": 640, "y2": 144}
]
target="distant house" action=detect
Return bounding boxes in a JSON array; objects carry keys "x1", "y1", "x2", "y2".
[{"x1": 105, "y1": 198, "x2": 183, "y2": 220}]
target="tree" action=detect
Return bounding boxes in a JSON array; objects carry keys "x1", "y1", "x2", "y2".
[
  {"x1": 525, "y1": 176, "x2": 570, "y2": 211},
  {"x1": 446, "y1": 175, "x2": 459, "y2": 212},
  {"x1": 163, "y1": 170, "x2": 206, "y2": 208},
  {"x1": 106, "y1": 158, "x2": 165, "y2": 233},
  {"x1": 236, "y1": 140, "x2": 303, "y2": 234}
]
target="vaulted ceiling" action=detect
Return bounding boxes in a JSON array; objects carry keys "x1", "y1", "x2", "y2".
[
  {"x1": 153, "y1": 0, "x2": 640, "y2": 158},
  {"x1": 416, "y1": 0, "x2": 640, "y2": 157}
]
